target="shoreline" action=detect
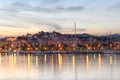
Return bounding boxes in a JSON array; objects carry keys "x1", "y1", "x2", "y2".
[{"x1": 1, "y1": 50, "x2": 120, "y2": 54}]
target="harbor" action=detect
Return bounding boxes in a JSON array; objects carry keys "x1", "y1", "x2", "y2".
[
  {"x1": 0, "y1": 0, "x2": 120, "y2": 79},
  {"x1": 1, "y1": 49, "x2": 120, "y2": 54}
]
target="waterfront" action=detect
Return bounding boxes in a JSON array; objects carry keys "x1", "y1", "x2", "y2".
[{"x1": 0, "y1": 53, "x2": 120, "y2": 80}]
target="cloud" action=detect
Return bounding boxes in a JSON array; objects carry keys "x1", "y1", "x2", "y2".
[
  {"x1": 0, "y1": 24, "x2": 29, "y2": 28},
  {"x1": 41, "y1": 0, "x2": 60, "y2": 5},
  {"x1": 55, "y1": 6, "x2": 85, "y2": 11},
  {"x1": 11, "y1": 1, "x2": 32, "y2": 11},
  {"x1": 0, "y1": 1, "x2": 29, "y2": 13},
  {"x1": 108, "y1": 3, "x2": 120, "y2": 10},
  {"x1": 12, "y1": 1, "x2": 28, "y2": 7},
  {"x1": 44, "y1": 23, "x2": 62, "y2": 30},
  {"x1": 0, "y1": 1, "x2": 85, "y2": 13},
  {"x1": 67, "y1": 7, "x2": 84, "y2": 11},
  {"x1": 82, "y1": 0, "x2": 96, "y2": 6},
  {"x1": 77, "y1": 28, "x2": 87, "y2": 31},
  {"x1": 0, "y1": 8, "x2": 19, "y2": 13},
  {"x1": 31, "y1": 6, "x2": 85, "y2": 12},
  {"x1": 58, "y1": 28, "x2": 87, "y2": 33},
  {"x1": 0, "y1": 0, "x2": 97, "y2": 14}
]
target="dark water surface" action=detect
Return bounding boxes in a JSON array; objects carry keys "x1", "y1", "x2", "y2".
[{"x1": 0, "y1": 53, "x2": 120, "y2": 80}]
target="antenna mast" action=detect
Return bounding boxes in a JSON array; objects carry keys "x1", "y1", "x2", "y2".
[
  {"x1": 75, "y1": 22, "x2": 76, "y2": 35},
  {"x1": 74, "y1": 22, "x2": 77, "y2": 50}
]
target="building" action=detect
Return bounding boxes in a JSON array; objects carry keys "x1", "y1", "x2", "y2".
[{"x1": 6, "y1": 37, "x2": 17, "y2": 41}]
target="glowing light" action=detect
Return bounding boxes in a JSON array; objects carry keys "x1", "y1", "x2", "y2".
[
  {"x1": 58, "y1": 44, "x2": 61, "y2": 47},
  {"x1": 28, "y1": 44, "x2": 31, "y2": 47},
  {"x1": 11, "y1": 44, "x2": 14, "y2": 48},
  {"x1": 109, "y1": 44, "x2": 112, "y2": 47},
  {"x1": 87, "y1": 47, "x2": 91, "y2": 50},
  {"x1": 27, "y1": 48, "x2": 31, "y2": 51},
  {"x1": 60, "y1": 47, "x2": 62, "y2": 50},
  {"x1": 44, "y1": 47, "x2": 47, "y2": 50},
  {"x1": 36, "y1": 48, "x2": 39, "y2": 50},
  {"x1": 98, "y1": 44, "x2": 101, "y2": 47},
  {"x1": 101, "y1": 47, "x2": 104, "y2": 49},
  {"x1": 86, "y1": 44, "x2": 89, "y2": 47}
]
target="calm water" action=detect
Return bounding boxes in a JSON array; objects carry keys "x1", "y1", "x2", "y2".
[{"x1": 0, "y1": 53, "x2": 120, "y2": 80}]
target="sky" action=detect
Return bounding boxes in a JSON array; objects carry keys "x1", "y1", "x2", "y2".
[{"x1": 0, "y1": 0, "x2": 120, "y2": 37}]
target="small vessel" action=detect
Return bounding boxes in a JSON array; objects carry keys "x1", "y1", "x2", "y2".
[
  {"x1": 103, "y1": 50, "x2": 115, "y2": 54},
  {"x1": 116, "y1": 51, "x2": 120, "y2": 54}
]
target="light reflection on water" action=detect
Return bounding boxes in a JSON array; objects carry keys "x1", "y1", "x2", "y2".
[{"x1": 0, "y1": 53, "x2": 120, "y2": 80}]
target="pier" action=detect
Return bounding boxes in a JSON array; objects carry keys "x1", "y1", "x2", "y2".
[{"x1": 1, "y1": 50, "x2": 120, "y2": 54}]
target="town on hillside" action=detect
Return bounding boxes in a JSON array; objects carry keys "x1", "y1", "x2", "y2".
[{"x1": 0, "y1": 31, "x2": 120, "y2": 52}]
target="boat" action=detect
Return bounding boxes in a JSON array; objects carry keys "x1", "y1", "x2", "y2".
[
  {"x1": 103, "y1": 50, "x2": 115, "y2": 54},
  {"x1": 116, "y1": 51, "x2": 120, "y2": 54}
]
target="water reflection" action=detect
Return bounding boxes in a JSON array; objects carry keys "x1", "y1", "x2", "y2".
[
  {"x1": 72, "y1": 55, "x2": 75, "y2": 71},
  {"x1": 110, "y1": 56, "x2": 113, "y2": 65},
  {"x1": 0, "y1": 54, "x2": 1, "y2": 65},
  {"x1": 0, "y1": 53, "x2": 120, "y2": 80},
  {"x1": 98, "y1": 53, "x2": 101, "y2": 70},
  {"x1": 36, "y1": 56, "x2": 38, "y2": 66},
  {"x1": 44, "y1": 54, "x2": 47, "y2": 63},
  {"x1": 51, "y1": 55, "x2": 54, "y2": 74},
  {"x1": 86, "y1": 55, "x2": 89, "y2": 70},
  {"x1": 27, "y1": 54, "x2": 31, "y2": 71},
  {"x1": 58, "y1": 54, "x2": 62, "y2": 72}
]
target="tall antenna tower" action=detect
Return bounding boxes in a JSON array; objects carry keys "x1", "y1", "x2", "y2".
[
  {"x1": 74, "y1": 22, "x2": 77, "y2": 50},
  {"x1": 74, "y1": 22, "x2": 76, "y2": 35}
]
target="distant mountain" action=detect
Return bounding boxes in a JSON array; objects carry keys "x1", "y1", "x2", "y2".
[
  {"x1": 108, "y1": 34, "x2": 120, "y2": 38},
  {"x1": 79, "y1": 33, "x2": 94, "y2": 37},
  {"x1": 65, "y1": 33, "x2": 95, "y2": 39}
]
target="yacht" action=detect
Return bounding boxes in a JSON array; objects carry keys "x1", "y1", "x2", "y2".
[{"x1": 103, "y1": 50, "x2": 115, "y2": 54}]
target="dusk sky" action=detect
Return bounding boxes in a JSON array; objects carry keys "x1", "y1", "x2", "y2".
[{"x1": 0, "y1": 0, "x2": 120, "y2": 37}]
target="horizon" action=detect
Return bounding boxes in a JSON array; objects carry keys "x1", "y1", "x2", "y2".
[
  {"x1": 0, "y1": 31, "x2": 120, "y2": 38},
  {"x1": 0, "y1": 0, "x2": 120, "y2": 37}
]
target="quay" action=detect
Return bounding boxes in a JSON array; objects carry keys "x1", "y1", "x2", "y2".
[{"x1": 1, "y1": 50, "x2": 120, "y2": 54}]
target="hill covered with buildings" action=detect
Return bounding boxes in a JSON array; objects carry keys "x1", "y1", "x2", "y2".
[{"x1": 0, "y1": 31, "x2": 120, "y2": 51}]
